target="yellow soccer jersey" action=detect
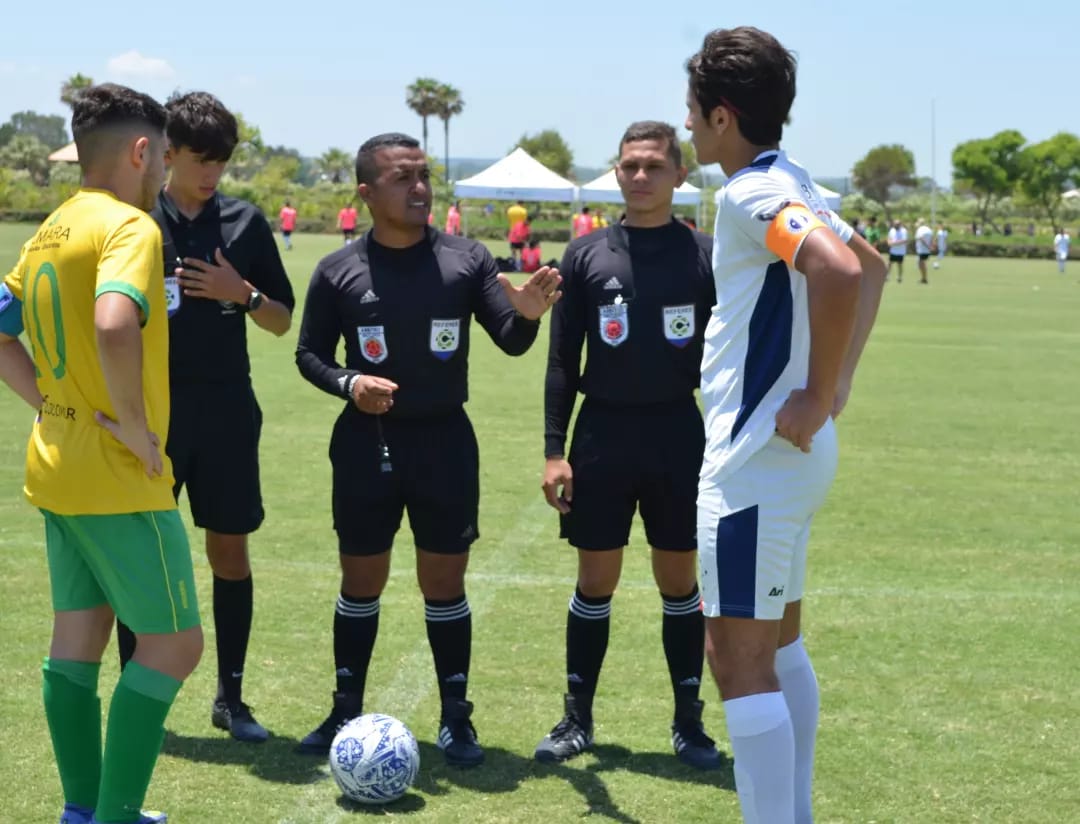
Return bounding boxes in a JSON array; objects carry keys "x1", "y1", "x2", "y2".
[{"x1": 4, "y1": 189, "x2": 176, "y2": 514}]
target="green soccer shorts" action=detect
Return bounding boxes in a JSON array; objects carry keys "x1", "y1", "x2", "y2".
[{"x1": 42, "y1": 508, "x2": 201, "y2": 634}]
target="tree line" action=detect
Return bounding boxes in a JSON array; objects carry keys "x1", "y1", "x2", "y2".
[
  {"x1": 1, "y1": 73, "x2": 1077, "y2": 236},
  {"x1": 852, "y1": 131, "x2": 1080, "y2": 229}
]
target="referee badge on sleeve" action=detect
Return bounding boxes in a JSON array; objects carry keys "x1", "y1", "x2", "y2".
[
  {"x1": 165, "y1": 275, "x2": 181, "y2": 318},
  {"x1": 599, "y1": 303, "x2": 629, "y2": 347},
  {"x1": 358, "y1": 325, "x2": 388, "y2": 364},
  {"x1": 663, "y1": 304, "x2": 694, "y2": 348},
  {"x1": 430, "y1": 318, "x2": 461, "y2": 361}
]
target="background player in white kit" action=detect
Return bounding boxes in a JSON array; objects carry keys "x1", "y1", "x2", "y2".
[
  {"x1": 886, "y1": 219, "x2": 908, "y2": 282},
  {"x1": 1053, "y1": 227, "x2": 1070, "y2": 273},
  {"x1": 915, "y1": 218, "x2": 933, "y2": 283},
  {"x1": 684, "y1": 26, "x2": 886, "y2": 824},
  {"x1": 934, "y1": 223, "x2": 948, "y2": 268}
]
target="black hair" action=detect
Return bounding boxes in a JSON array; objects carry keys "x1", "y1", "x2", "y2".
[
  {"x1": 619, "y1": 120, "x2": 682, "y2": 166},
  {"x1": 686, "y1": 26, "x2": 797, "y2": 145},
  {"x1": 71, "y1": 83, "x2": 167, "y2": 169},
  {"x1": 164, "y1": 91, "x2": 238, "y2": 162},
  {"x1": 355, "y1": 132, "x2": 421, "y2": 185}
]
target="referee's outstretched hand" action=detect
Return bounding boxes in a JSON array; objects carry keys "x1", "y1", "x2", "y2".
[
  {"x1": 351, "y1": 375, "x2": 398, "y2": 415},
  {"x1": 496, "y1": 266, "x2": 563, "y2": 321},
  {"x1": 94, "y1": 411, "x2": 163, "y2": 478},
  {"x1": 542, "y1": 457, "x2": 573, "y2": 514}
]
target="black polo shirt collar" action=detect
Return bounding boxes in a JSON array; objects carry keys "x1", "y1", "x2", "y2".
[
  {"x1": 607, "y1": 217, "x2": 681, "y2": 254},
  {"x1": 353, "y1": 225, "x2": 443, "y2": 268},
  {"x1": 158, "y1": 188, "x2": 221, "y2": 226}
]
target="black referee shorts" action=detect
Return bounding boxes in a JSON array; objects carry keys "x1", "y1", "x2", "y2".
[
  {"x1": 168, "y1": 381, "x2": 265, "y2": 535},
  {"x1": 560, "y1": 397, "x2": 704, "y2": 552},
  {"x1": 330, "y1": 407, "x2": 480, "y2": 556}
]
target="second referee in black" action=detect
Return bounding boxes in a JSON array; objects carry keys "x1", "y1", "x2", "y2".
[
  {"x1": 294, "y1": 132, "x2": 561, "y2": 766},
  {"x1": 535, "y1": 121, "x2": 721, "y2": 769}
]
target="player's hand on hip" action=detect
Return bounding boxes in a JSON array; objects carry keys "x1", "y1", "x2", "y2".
[
  {"x1": 179, "y1": 248, "x2": 249, "y2": 304},
  {"x1": 94, "y1": 411, "x2": 163, "y2": 477},
  {"x1": 497, "y1": 266, "x2": 563, "y2": 320},
  {"x1": 352, "y1": 375, "x2": 399, "y2": 415},
  {"x1": 775, "y1": 388, "x2": 831, "y2": 453},
  {"x1": 542, "y1": 457, "x2": 573, "y2": 514}
]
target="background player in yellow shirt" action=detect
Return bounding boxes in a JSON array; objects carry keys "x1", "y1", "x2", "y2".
[{"x1": 0, "y1": 84, "x2": 203, "y2": 824}]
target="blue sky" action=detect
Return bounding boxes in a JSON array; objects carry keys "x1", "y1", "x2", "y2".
[{"x1": 1, "y1": 1, "x2": 1074, "y2": 184}]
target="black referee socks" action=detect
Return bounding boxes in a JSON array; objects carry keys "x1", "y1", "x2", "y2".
[{"x1": 425, "y1": 595, "x2": 472, "y2": 702}]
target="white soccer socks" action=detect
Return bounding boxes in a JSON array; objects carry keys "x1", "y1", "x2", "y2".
[
  {"x1": 776, "y1": 636, "x2": 819, "y2": 824},
  {"x1": 724, "y1": 690, "x2": 795, "y2": 824}
]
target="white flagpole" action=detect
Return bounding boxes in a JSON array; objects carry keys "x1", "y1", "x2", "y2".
[{"x1": 931, "y1": 98, "x2": 937, "y2": 227}]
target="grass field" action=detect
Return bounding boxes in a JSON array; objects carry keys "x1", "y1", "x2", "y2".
[{"x1": 1, "y1": 222, "x2": 1079, "y2": 823}]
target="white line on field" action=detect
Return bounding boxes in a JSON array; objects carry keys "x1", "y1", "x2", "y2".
[
  {"x1": 278, "y1": 497, "x2": 552, "y2": 824},
  {"x1": 254, "y1": 556, "x2": 1075, "y2": 604}
]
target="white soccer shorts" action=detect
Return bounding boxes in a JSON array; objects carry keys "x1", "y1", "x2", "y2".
[{"x1": 697, "y1": 418, "x2": 838, "y2": 620}]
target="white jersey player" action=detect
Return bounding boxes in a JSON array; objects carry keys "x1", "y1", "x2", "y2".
[
  {"x1": 685, "y1": 25, "x2": 887, "y2": 824},
  {"x1": 1054, "y1": 229, "x2": 1071, "y2": 273},
  {"x1": 915, "y1": 219, "x2": 933, "y2": 283},
  {"x1": 934, "y1": 225, "x2": 948, "y2": 268}
]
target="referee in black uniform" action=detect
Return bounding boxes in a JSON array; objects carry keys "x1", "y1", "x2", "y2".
[
  {"x1": 535, "y1": 122, "x2": 720, "y2": 769},
  {"x1": 294, "y1": 132, "x2": 561, "y2": 766},
  {"x1": 115, "y1": 92, "x2": 295, "y2": 743}
]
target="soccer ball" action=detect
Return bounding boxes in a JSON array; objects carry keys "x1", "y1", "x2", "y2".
[{"x1": 329, "y1": 713, "x2": 420, "y2": 804}]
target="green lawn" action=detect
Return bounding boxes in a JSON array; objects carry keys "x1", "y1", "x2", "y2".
[{"x1": 1, "y1": 223, "x2": 1078, "y2": 823}]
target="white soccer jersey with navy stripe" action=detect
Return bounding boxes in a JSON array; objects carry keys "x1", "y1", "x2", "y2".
[{"x1": 700, "y1": 150, "x2": 853, "y2": 486}]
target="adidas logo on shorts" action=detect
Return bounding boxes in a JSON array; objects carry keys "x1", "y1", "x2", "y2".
[
  {"x1": 360, "y1": 289, "x2": 380, "y2": 304},
  {"x1": 603, "y1": 277, "x2": 622, "y2": 290}
]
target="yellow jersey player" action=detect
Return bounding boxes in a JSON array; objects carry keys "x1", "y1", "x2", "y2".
[{"x1": 0, "y1": 84, "x2": 202, "y2": 824}]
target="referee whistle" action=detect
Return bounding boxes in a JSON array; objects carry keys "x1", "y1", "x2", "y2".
[{"x1": 377, "y1": 441, "x2": 393, "y2": 474}]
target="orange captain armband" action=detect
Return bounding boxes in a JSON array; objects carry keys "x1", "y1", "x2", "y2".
[{"x1": 764, "y1": 204, "x2": 827, "y2": 266}]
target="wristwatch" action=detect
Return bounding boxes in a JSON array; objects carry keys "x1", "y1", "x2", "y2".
[{"x1": 246, "y1": 290, "x2": 264, "y2": 312}]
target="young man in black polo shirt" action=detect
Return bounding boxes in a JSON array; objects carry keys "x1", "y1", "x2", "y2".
[
  {"x1": 294, "y1": 132, "x2": 561, "y2": 766},
  {"x1": 536, "y1": 121, "x2": 720, "y2": 769},
  {"x1": 115, "y1": 91, "x2": 295, "y2": 743}
]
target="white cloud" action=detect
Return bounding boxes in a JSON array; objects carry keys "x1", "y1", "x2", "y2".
[
  {"x1": 106, "y1": 50, "x2": 176, "y2": 82},
  {"x1": 0, "y1": 60, "x2": 16, "y2": 75}
]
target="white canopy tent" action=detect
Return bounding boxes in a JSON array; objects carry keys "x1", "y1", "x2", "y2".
[
  {"x1": 579, "y1": 168, "x2": 702, "y2": 206},
  {"x1": 48, "y1": 142, "x2": 79, "y2": 163},
  {"x1": 714, "y1": 181, "x2": 843, "y2": 212},
  {"x1": 453, "y1": 148, "x2": 578, "y2": 202}
]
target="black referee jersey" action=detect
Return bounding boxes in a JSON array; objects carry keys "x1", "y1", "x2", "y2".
[
  {"x1": 295, "y1": 227, "x2": 540, "y2": 418},
  {"x1": 155, "y1": 190, "x2": 296, "y2": 385},
  {"x1": 544, "y1": 219, "x2": 715, "y2": 458}
]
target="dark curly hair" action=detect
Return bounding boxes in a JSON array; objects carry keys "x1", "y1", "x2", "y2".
[
  {"x1": 71, "y1": 83, "x2": 166, "y2": 168},
  {"x1": 165, "y1": 91, "x2": 239, "y2": 161},
  {"x1": 686, "y1": 27, "x2": 797, "y2": 146}
]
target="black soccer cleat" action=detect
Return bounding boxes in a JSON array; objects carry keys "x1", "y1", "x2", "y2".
[
  {"x1": 436, "y1": 698, "x2": 485, "y2": 767},
  {"x1": 671, "y1": 698, "x2": 722, "y2": 770},
  {"x1": 211, "y1": 699, "x2": 269, "y2": 743},
  {"x1": 296, "y1": 691, "x2": 362, "y2": 755},
  {"x1": 534, "y1": 693, "x2": 594, "y2": 763}
]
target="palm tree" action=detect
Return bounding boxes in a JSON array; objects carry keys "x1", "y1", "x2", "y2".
[
  {"x1": 434, "y1": 84, "x2": 465, "y2": 182},
  {"x1": 60, "y1": 73, "x2": 93, "y2": 108},
  {"x1": 405, "y1": 78, "x2": 441, "y2": 156},
  {"x1": 318, "y1": 147, "x2": 353, "y2": 184}
]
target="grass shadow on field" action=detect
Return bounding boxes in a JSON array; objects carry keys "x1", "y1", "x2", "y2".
[
  {"x1": 161, "y1": 730, "x2": 328, "y2": 786},
  {"x1": 335, "y1": 792, "x2": 427, "y2": 815},
  {"x1": 414, "y1": 742, "x2": 733, "y2": 823}
]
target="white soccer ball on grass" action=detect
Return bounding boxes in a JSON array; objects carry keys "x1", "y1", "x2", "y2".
[{"x1": 330, "y1": 713, "x2": 420, "y2": 804}]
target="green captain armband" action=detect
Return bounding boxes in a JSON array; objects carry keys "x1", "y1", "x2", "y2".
[{"x1": 0, "y1": 284, "x2": 24, "y2": 337}]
